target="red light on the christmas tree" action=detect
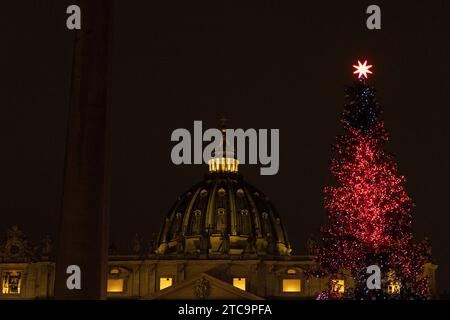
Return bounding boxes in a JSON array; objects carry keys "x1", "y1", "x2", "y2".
[
  {"x1": 316, "y1": 69, "x2": 432, "y2": 300},
  {"x1": 353, "y1": 60, "x2": 373, "y2": 79}
]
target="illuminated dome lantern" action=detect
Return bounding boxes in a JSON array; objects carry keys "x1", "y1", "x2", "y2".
[
  {"x1": 156, "y1": 125, "x2": 291, "y2": 257},
  {"x1": 207, "y1": 125, "x2": 239, "y2": 173}
]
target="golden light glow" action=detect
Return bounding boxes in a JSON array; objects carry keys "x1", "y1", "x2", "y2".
[
  {"x1": 208, "y1": 157, "x2": 239, "y2": 173},
  {"x1": 233, "y1": 278, "x2": 246, "y2": 291},
  {"x1": 282, "y1": 279, "x2": 301, "y2": 293},
  {"x1": 107, "y1": 279, "x2": 124, "y2": 293},
  {"x1": 353, "y1": 60, "x2": 373, "y2": 79},
  {"x1": 2, "y1": 271, "x2": 21, "y2": 294},
  {"x1": 160, "y1": 277, "x2": 173, "y2": 290},
  {"x1": 387, "y1": 281, "x2": 401, "y2": 294},
  {"x1": 287, "y1": 269, "x2": 297, "y2": 275},
  {"x1": 386, "y1": 270, "x2": 401, "y2": 294},
  {"x1": 109, "y1": 268, "x2": 120, "y2": 275},
  {"x1": 331, "y1": 279, "x2": 345, "y2": 293}
]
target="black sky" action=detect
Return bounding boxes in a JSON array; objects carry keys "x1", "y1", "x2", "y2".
[{"x1": 1, "y1": 0, "x2": 449, "y2": 293}]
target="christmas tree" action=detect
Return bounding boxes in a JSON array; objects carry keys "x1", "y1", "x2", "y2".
[{"x1": 316, "y1": 61, "x2": 431, "y2": 299}]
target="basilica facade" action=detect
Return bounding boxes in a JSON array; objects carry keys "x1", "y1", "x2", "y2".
[{"x1": 0, "y1": 133, "x2": 438, "y2": 299}]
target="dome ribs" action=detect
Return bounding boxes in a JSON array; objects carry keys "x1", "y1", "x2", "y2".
[{"x1": 155, "y1": 172, "x2": 291, "y2": 257}]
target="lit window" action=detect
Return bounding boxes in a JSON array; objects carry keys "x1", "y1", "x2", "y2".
[
  {"x1": 282, "y1": 279, "x2": 301, "y2": 293},
  {"x1": 287, "y1": 268, "x2": 297, "y2": 275},
  {"x1": 107, "y1": 279, "x2": 124, "y2": 293},
  {"x1": 386, "y1": 271, "x2": 401, "y2": 294},
  {"x1": 233, "y1": 278, "x2": 246, "y2": 291},
  {"x1": 109, "y1": 268, "x2": 120, "y2": 275},
  {"x1": 331, "y1": 279, "x2": 345, "y2": 293},
  {"x1": 387, "y1": 281, "x2": 401, "y2": 294},
  {"x1": 160, "y1": 277, "x2": 173, "y2": 290},
  {"x1": 2, "y1": 271, "x2": 21, "y2": 294}
]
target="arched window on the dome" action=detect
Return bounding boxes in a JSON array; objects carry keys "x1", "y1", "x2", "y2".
[
  {"x1": 216, "y1": 208, "x2": 227, "y2": 233},
  {"x1": 170, "y1": 212, "x2": 182, "y2": 239},
  {"x1": 191, "y1": 210, "x2": 202, "y2": 235},
  {"x1": 261, "y1": 212, "x2": 273, "y2": 237},
  {"x1": 240, "y1": 209, "x2": 251, "y2": 235},
  {"x1": 216, "y1": 187, "x2": 228, "y2": 210}
]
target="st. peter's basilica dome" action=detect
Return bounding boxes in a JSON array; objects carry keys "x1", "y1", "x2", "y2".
[{"x1": 155, "y1": 127, "x2": 291, "y2": 258}]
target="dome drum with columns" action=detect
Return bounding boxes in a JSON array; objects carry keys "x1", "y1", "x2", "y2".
[{"x1": 155, "y1": 172, "x2": 291, "y2": 257}]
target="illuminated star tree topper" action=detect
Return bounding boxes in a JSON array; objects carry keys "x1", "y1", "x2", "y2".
[{"x1": 353, "y1": 60, "x2": 373, "y2": 79}]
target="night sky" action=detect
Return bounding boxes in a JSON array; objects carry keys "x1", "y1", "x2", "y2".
[{"x1": 1, "y1": 1, "x2": 449, "y2": 293}]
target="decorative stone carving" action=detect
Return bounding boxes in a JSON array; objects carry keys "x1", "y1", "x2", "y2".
[
  {"x1": 244, "y1": 238, "x2": 256, "y2": 254},
  {"x1": 148, "y1": 233, "x2": 158, "y2": 254},
  {"x1": 195, "y1": 277, "x2": 210, "y2": 299},
  {"x1": 0, "y1": 226, "x2": 35, "y2": 262},
  {"x1": 209, "y1": 234, "x2": 229, "y2": 254},
  {"x1": 276, "y1": 242, "x2": 291, "y2": 256},
  {"x1": 40, "y1": 235, "x2": 53, "y2": 257},
  {"x1": 176, "y1": 239, "x2": 184, "y2": 254},
  {"x1": 307, "y1": 238, "x2": 317, "y2": 256},
  {"x1": 132, "y1": 233, "x2": 142, "y2": 254},
  {"x1": 255, "y1": 237, "x2": 268, "y2": 255},
  {"x1": 155, "y1": 242, "x2": 168, "y2": 254}
]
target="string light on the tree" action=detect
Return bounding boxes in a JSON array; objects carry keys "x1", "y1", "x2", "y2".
[
  {"x1": 316, "y1": 67, "x2": 431, "y2": 300},
  {"x1": 353, "y1": 60, "x2": 373, "y2": 79}
]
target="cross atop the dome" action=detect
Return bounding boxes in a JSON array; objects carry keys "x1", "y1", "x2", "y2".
[{"x1": 353, "y1": 60, "x2": 373, "y2": 79}]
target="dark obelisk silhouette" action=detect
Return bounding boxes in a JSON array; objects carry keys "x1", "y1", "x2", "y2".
[{"x1": 55, "y1": 0, "x2": 113, "y2": 299}]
